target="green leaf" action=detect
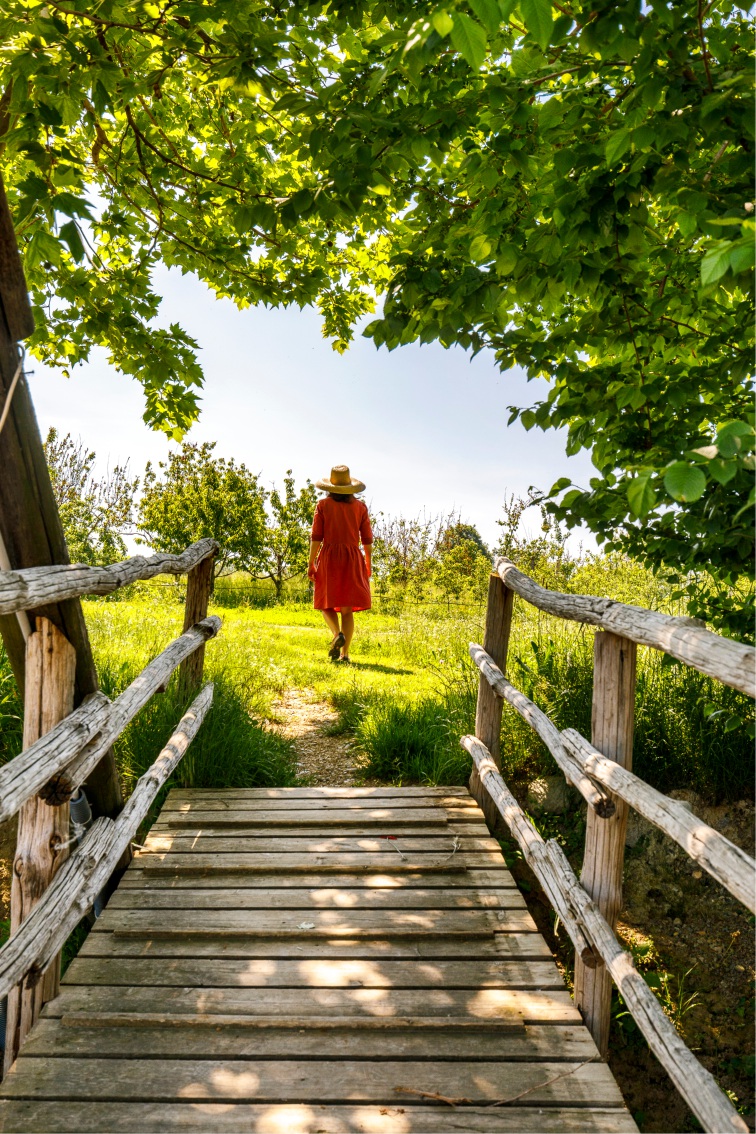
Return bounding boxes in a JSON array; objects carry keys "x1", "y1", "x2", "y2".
[
  {"x1": 497, "y1": 244, "x2": 518, "y2": 274},
  {"x1": 700, "y1": 242, "x2": 732, "y2": 286},
  {"x1": 58, "y1": 221, "x2": 85, "y2": 263},
  {"x1": 469, "y1": 233, "x2": 492, "y2": 261},
  {"x1": 431, "y1": 9, "x2": 454, "y2": 37},
  {"x1": 450, "y1": 13, "x2": 488, "y2": 69},
  {"x1": 663, "y1": 462, "x2": 707, "y2": 503},
  {"x1": 716, "y1": 420, "x2": 754, "y2": 458},
  {"x1": 468, "y1": 0, "x2": 502, "y2": 33},
  {"x1": 25, "y1": 229, "x2": 62, "y2": 270},
  {"x1": 627, "y1": 474, "x2": 656, "y2": 518},
  {"x1": 605, "y1": 130, "x2": 631, "y2": 166},
  {"x1": 520, "y1": 0, "x2": 553, "y2": 50},
  {"x1": 677, "y1": 211, "x2": 697, "y2": 238},
  {"x1": 729, "y1": 238, "x2": 754, "y2": 275},
  {"x1": 707, "y1": 458, "x2": 738, "y2": 485}
]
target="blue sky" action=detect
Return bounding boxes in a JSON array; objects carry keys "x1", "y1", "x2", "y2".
[{"x1": 28, "y1": 266, "x2": 595, "y2": 550}]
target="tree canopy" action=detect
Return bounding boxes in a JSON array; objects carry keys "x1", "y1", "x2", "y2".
[
  {"x1": 138, "y1": 441, "x2": 268, "y2": 576},
  {"x1": 2, "y1": 0, "x2": 752, "y2": 630}
]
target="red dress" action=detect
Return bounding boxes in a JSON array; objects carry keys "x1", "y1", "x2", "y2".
[{"x1": 312, "y1": 497, "x2": 373, "y2": 612}]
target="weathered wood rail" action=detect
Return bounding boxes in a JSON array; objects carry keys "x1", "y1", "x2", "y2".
[
  {"x1": 0, "y1": 540, "x2": 219, "y2": 1067},
  {"x1": 465, "y1": 559, "x2": 755, "y2": 1134}
]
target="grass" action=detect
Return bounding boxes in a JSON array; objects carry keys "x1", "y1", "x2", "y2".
[{"x1": 0, "y1": 565, "x2": 752, "y2": 803}]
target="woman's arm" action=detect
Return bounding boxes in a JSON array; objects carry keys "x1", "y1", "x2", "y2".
[
  {"x1": 308, "y1": 540, "x2": 322, "y2": 580},
  {"x1": 363, "y1": 544, "x2": 372, "y2": 577}
]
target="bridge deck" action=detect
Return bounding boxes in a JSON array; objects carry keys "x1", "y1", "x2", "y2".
[{"x1": 0, "y1": 787, "x2": 636, "y2": 1132}]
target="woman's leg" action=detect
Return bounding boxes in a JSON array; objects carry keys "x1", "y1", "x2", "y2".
[
  {"x1": 322, "y1": 609, "x2": 341, "y2": 638},
  {"x1": 340, "y1": 608, "x2": 354, "y2": 657}
]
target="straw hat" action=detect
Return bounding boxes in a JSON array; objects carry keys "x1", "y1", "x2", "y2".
[{"x1": 316, "y1": 465, "x2": 365, "y2": 494}]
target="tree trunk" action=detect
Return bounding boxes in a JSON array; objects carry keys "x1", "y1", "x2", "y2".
[{"x1": 0, "y1": 173, "x2": 124, "y2": 824}]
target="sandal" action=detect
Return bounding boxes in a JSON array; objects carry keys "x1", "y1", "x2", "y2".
[
  {"x1": 328, "y1": 632, "x2": 345, "y2": 660},
  {"x1": 338, "y1": 655, "x2": 351, "y2": 665}
]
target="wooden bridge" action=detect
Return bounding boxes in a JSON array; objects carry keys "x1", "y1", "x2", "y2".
[
  {"x1": 0, "y1": 784, "x2": 636, "y2": 1133},
  {"x1": 0, "y1": 542, "x2": 753, "y2": 1132}
]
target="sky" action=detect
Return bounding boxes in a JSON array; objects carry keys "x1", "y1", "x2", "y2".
[{"x1": 27, "y1": 266, "x2": 596, "y2": 551}]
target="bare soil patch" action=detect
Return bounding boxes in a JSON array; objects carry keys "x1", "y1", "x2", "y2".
[{"x1": 270, "y1": 688, "x2": 365, "y2": 786}]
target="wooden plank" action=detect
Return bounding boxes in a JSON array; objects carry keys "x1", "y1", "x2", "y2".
[
  {"x1": 149, "y1": 823, "x2": 491, "y2": 838},
  {"x1": 78, "y1": 933, "x2": 553, "y2": 961},
  {"x1": 0, "y1": 1057, "x2": 625, "y2": 1106},
  {"x1": 92, "y1": 907, "x2": 537, "y2": 936},
  {"x1": 0, "y1": 1101, "x2": 639, "y2": 1133},
  {"x1": 133, "y1": 852, "x2": 507, "y2": 873},
  {"x1": 22, "y1": 1017, "x2": 598, "y2": 1060},
  {"x1": 42, "y1": 986, "x2": 579, "y2": 1023},
  {"x1": 165, "y1": 789, "x2": 476, "y2": 807},
  {"x1": 62, "y1": 957, "x2": 563, "y2": 989},
  {"x1": 141, "y1": 836, "x2": 501, "y2": 854},
  {"x1": 117, "y1": 869, "x2": 519, "y2": 891},
  {"x1": 159, "y1": 811, "x2": 482, "y2": 828},
  {"x1": 106, "y1": 887, "x2": 527, "y2": 911},
  {"x1": 161, "y1": 800, "x2": 478, "y2": 815}
]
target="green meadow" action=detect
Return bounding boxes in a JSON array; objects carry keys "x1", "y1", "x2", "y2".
[{"x1": 1, "y1": 561, "x2": 752, "y2": 808}]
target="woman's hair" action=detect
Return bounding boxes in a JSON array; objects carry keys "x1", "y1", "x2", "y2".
[{"x1": 329, "y1": 492, "x2": 354, "y2": 504}]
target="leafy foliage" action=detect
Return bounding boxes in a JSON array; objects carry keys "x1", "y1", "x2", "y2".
[
  {"x1": 138, "y1": 441, "x2": 267, "y2": 577},
  {"x1": 44, "y1": 427, "x2": 137, "y2": 564},
  {"x1": 251, "y1": 472, "x2": 318, "y2": 598},
  {"x1": 2, "y1": 0, "x2": 752, "y2": 629}
]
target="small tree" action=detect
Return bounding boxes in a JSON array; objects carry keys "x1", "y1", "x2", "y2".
[
  {"x1": 435, "y1": 542, "x2": 488, "y2": 601},
  {"x1": 495, "y1": 490, "x2": 572, "y2": 588},
  {"x1": 437, "y1": 522, "x2": 490, "y2": 561},
  {"x1": 251, "y1": 473, "x2": 317, "y2": 600},
  {"x1": 138, "y1": 442, "x2": 266, "y2": 578},
  {"x1": 371, "y1": 512, "x2": 451, "y2": 598},
  {"x1": 44, "y1": 428, "x2": 137, "y2": 565}
]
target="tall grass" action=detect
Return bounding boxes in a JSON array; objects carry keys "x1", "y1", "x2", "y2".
[
  {"x1": 0, "y1": 604, "x2": 298, "y2": 799},
  {"x1": 331, "y1": 603, "x2": 754, "y2": 801}
]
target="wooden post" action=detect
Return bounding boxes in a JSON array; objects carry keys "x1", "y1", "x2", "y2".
[
  {"x1": 469, "y1": 573, "x2": 514, "y2": 831},
  {"x1": 178, "y1": 554, "x2": 215, "y2": 692},
  {"x1": 4, "y1": 618, "x2": 76, "y2": 1071},
  {"x1": 574, "y1": 630, "x2": 637, "y2": 1055}
]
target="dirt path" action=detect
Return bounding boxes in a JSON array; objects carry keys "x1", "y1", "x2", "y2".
[{"x1": 270, "y1": 689, "x2": 363, "y2": 786}]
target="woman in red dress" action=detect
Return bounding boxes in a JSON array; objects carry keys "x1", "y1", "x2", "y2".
[{"x1": 308, "y1": 465, "x2": 373, "y2": 663}]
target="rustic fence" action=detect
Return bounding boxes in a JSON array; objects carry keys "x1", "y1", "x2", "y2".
[
  {"x1": 0, "y1": 539, "x2": 219, "y2": 1069},
  {"x1": 464, "y1": 558, "x2": 755, "y2": 1134}
]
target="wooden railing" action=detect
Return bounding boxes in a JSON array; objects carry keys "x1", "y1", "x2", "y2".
[
  {"x1": 0, "y1": 540, "x2": 219, "y2": 1070},
  {"x1": 465, "y1": 559, "x2": 755, "y2": 1134}
]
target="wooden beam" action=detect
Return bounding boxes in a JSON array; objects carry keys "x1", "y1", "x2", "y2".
[
  {"x1": 4, "y1": 618, "x2": 75, "y2": 1071},
  {"x1": 469, "y1": 644, "x2": 615, "y2": 817},
  {"x1": 469, "y1": 574, "x2": 513, "y2": 830},
  {"x1": 573, "y1": 631, "x2": 637, "y2": 1056},
  {"x1": 495, "y1": 555, "x2": 754, "y2": 697}
]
